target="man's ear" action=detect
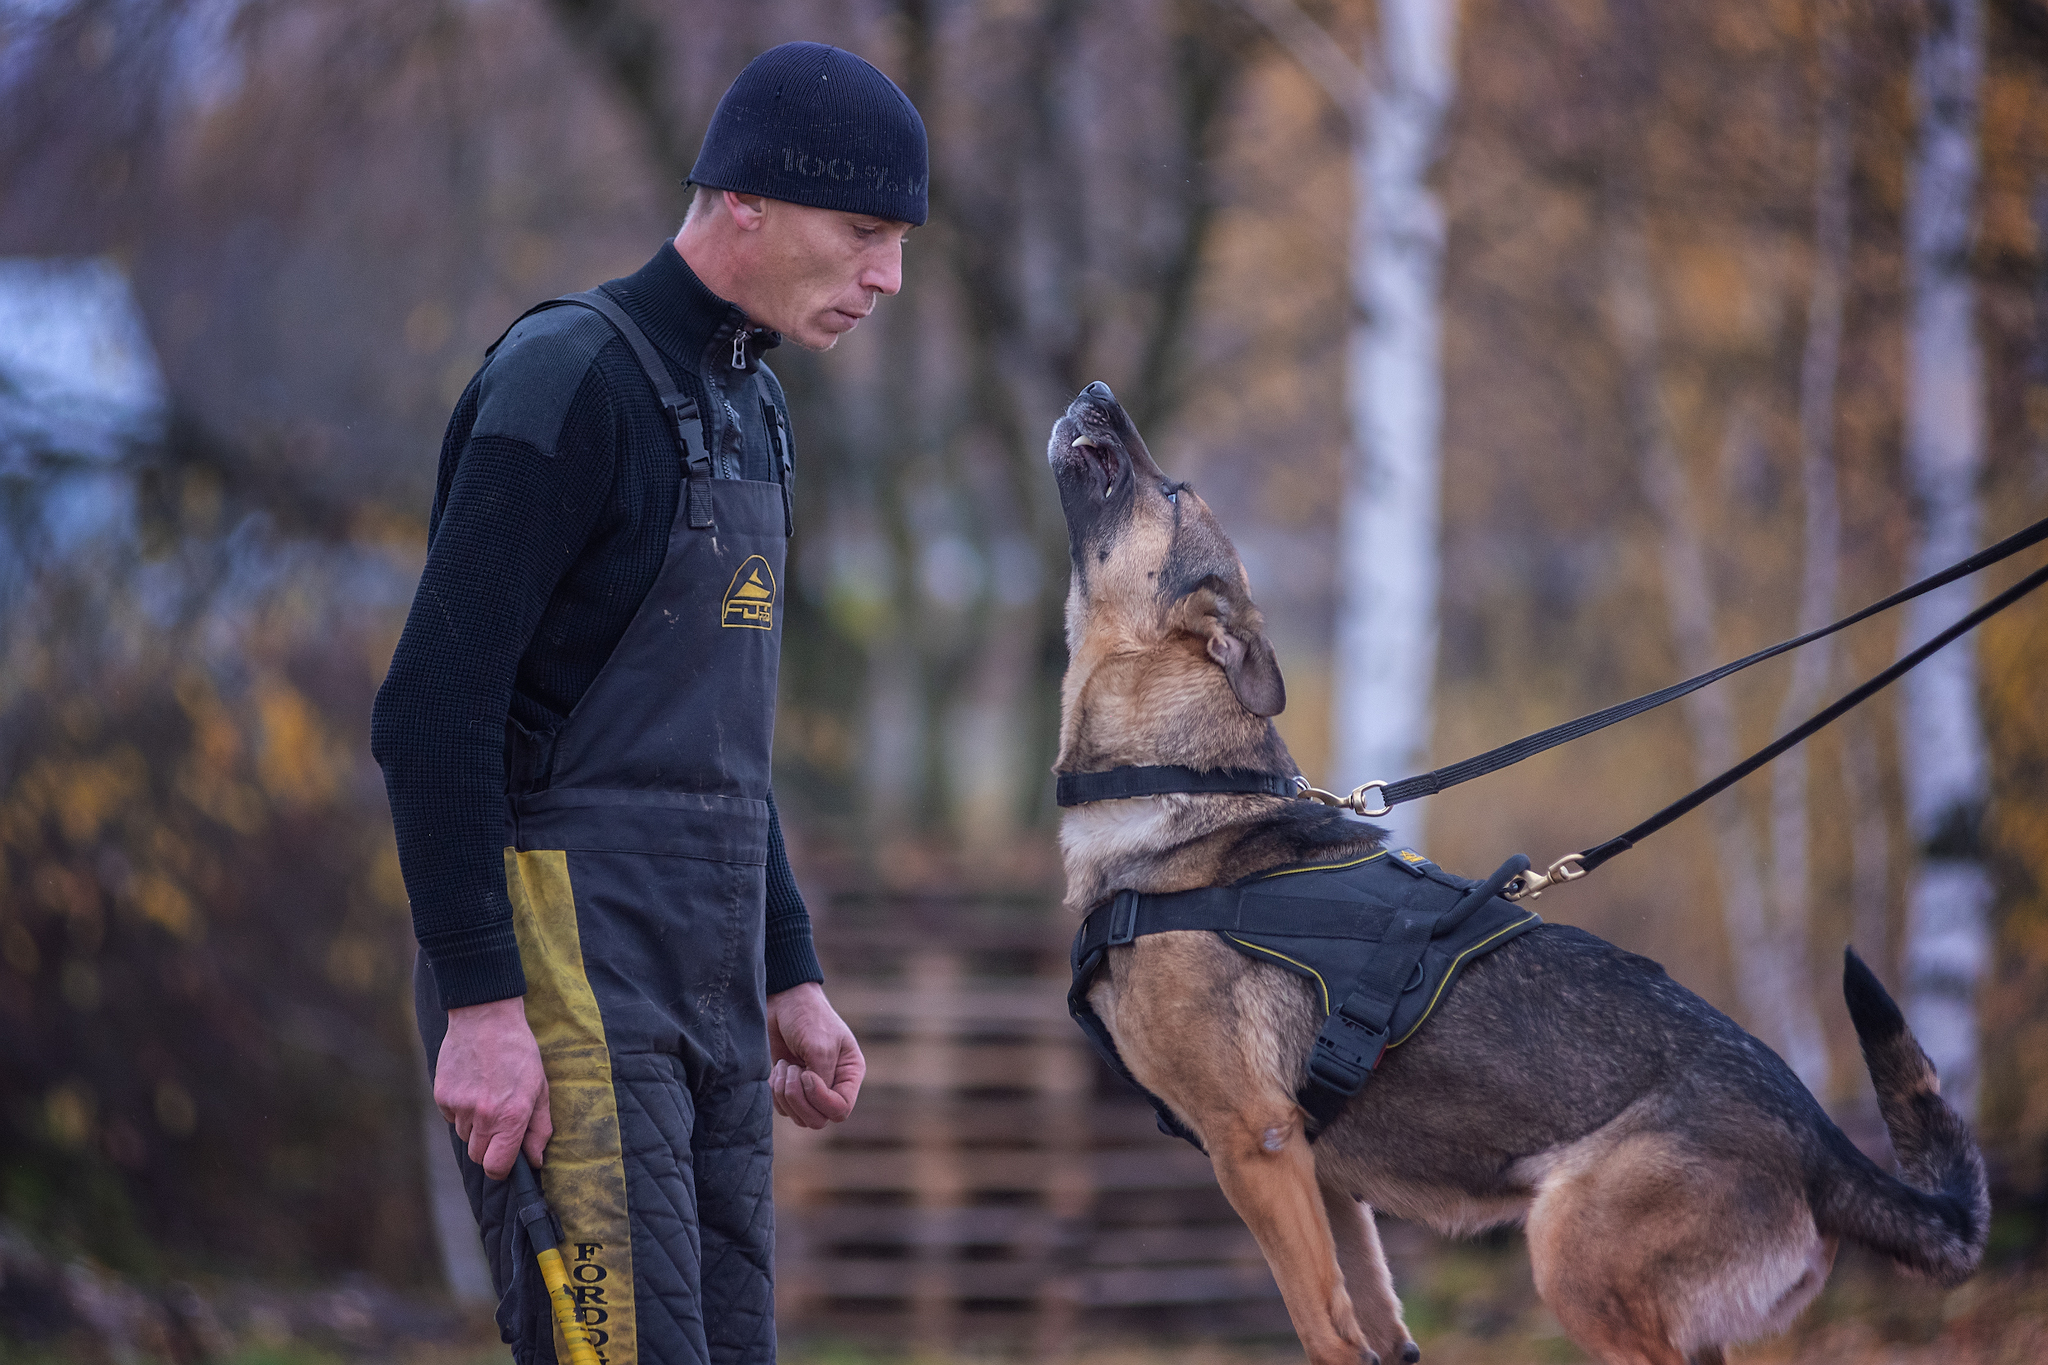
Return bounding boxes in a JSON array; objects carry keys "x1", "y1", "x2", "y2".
[
  {"x1": 1171, "y1": 578, "x2": 1287, "y2": 718},
  {"x1": 724, "y1": 189, "x2": 769, "y2": 231}
]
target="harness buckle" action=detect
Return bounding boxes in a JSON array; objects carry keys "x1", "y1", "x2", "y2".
[
  {"x1": 1308, "y1": 1010, "x2": 1389, "y2": 1097},
  {"x1": 1106, "y1": 889, "x2": 1141, "y2": 946},
  {"x1": 1501, "y1": 852, "x2": 1588, "y2": 902}
]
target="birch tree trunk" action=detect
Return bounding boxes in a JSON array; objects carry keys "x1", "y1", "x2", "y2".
[
  {"x1": 1331, "y1": 0, "x2": 1456, "y2": 852},
  {"x1": 1236, "y1": 0, "x2": 1453, "y2": 848},
  {"x1": 1763, "y1": 18, "x2": 1853, "y2": 1103},
  {"x1": 1899, "y1": 0, "x2": 1991, "y2": 1118},
  {"x1": 1607, "y1": 217, "x2": 1834, "y2": 1090}
]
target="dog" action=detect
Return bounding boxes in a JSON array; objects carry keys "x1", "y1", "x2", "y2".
[{"x1": 1045, "y1": 381, "x2": 1988, "y2": 1365}]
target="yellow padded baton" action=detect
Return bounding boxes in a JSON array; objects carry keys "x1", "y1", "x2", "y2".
[{"x1": 510, "y1": 1155, "x2": 603, "y2": 1365}]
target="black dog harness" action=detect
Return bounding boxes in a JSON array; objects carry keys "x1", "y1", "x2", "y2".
[{"x1": 1069, "y1": 847, "x2": 1541, "y2": 1149}]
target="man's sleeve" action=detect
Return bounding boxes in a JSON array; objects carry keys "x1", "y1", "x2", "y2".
[
  {"x1": 371, "y1": 316, "x2": 619, "y2": 1010},
  {"x1": 764, "y1": 790, "x2": 824, "y2": 994}
]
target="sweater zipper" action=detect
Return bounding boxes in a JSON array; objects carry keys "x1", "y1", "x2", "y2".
[{"x1": 718, "y1": 399, "x2": 743, "y2": 480}]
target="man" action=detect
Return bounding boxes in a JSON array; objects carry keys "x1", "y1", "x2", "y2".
[{"x1": 371, "y1": 42, "x2": 926, "y2": 1365}]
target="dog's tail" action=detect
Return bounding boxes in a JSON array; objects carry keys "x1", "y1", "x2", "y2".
[{"x1": 1812, "y1": 947, "x2": 1989, "y2": 1285}]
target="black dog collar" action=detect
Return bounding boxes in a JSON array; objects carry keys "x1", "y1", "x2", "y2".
[{"x1": 1055, "y1": 765, "x2": 1300, "y2": 807}]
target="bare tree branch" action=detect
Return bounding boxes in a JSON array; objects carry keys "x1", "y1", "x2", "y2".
[
  {"x1": 1233, "y1": 0, "x2": 1369, "y2": 124},
  {"x1": 540, "y1": 0, "x2": 695, "y2": 187},
  {"x1": 1128, "y1": 0, "x2": 1248, "y2": 432},
  {"x1": 1607, "y1": 207, "x2": 1834, "y2": 1092}
]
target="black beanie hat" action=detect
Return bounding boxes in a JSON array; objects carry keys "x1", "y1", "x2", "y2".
[{"x1": 689, "y1": 42, "x2": 929, "y2": 227}]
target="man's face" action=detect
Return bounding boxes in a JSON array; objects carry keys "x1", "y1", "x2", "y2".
[{"x1": 742, "y1": 199, "x2": 911, "y2": 350}]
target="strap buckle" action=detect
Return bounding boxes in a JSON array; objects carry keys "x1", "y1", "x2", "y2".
[
  {"x1": 1307, "y1": 1008, "x2": 1389, "y2": 1097},
  {"x1": 1106, "y1": 889, "x2": 1141, "y2": 946},
  {"x1": 1502, "y1": 852, "x2": 1587, "y2": 902}
]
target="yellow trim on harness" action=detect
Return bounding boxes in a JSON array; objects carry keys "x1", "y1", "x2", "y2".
[
  {"x1": 1225, "y1": 936, "x2": 1331, "y2": 1014},
  {"x1": 1257, "y1": 849, "x2": 1389, "y2": 880},
  {"x1": 1229, "y1": 905, "x2": 1542, "y2": 1050},
  {"x1": 1237, "y1": 849, "x2": 1539, "y2": 1055},
  {"x1": 1386, "y1": 910, "x2": 1543, "y2": 1049}
]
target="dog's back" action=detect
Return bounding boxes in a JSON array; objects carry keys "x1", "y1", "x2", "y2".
[
  {"x1": 1311, "y1": 927, "x2": 1986, "y2": 1279},
  {"x1": 1102, "y1": 919, "x2": 1987, "y2": 1359}
]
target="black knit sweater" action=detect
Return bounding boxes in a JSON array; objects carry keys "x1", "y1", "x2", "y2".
[{"x1": 372, "y1": 243, "x2": 824, "y2": 1010}]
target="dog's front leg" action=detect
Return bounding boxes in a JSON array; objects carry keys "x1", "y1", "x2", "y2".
[
  {"x1": 1320, "y1": 1187, "x2": 1419, "y2": 1364},
  {"x1": 1209, "y1": 1111, "x2": 1379, "y2": 1365}
]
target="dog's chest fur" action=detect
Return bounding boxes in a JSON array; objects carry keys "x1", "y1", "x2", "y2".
[{"x1": 1058, "y1": 792, "x2": 1282, "y2": 909}]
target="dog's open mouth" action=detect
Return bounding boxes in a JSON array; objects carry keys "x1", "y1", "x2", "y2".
[
  {"x1": 1068, "y1": 430, "x2": 1122, "y2": 497},
  {"x1": 1049, "y1": 381, "x2": 1135, "y2": 502}
]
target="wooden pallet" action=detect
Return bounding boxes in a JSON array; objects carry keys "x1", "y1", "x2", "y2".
[{"x1": 773, "y1": 893, "x2": 1284, "y2": 1351}]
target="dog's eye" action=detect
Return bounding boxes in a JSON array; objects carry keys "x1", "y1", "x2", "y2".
[{"x1": 1162, "y1": 480, "x2": 1183, "y2": 504}]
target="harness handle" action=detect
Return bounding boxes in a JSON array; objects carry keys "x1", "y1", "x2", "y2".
[{"x1": 1439, "y1": 853, "x2": 1533, "y2": 933}]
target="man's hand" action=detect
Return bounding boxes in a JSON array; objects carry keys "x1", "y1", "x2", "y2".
[
  {"x1": 435, "y1": 996, "x2": 552, "y2": 1180},
  {"x1": 765, "y1": 982, "x2": 864, "y2": 1128}
]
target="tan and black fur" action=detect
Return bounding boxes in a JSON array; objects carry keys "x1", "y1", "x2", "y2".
[{"x1": 1047, "y1": 382, "x2": 1988, "y2": 1365}]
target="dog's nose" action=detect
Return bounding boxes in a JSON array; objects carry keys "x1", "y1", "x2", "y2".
[{"x1": 1083, "y1": 380, "x2": 1116, "y2": 404}]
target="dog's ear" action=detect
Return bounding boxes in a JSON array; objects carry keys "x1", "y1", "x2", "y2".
[{"x1": 1171, "y1": 577, "x2": 1287, "y2": 718}]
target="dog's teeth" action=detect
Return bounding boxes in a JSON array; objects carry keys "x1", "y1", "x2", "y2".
[{"x1": 1072, "y1": 435, "x2": 1099, "y2": 448}]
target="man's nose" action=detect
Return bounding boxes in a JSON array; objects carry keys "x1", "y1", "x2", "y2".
[{"x1": 861, "y1": 241, "x2": 903, "y2": 297}]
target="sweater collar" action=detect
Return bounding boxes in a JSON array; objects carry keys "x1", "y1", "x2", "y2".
[{"x1": 604, "y1": 241, "x2": 781, "y2": 378}]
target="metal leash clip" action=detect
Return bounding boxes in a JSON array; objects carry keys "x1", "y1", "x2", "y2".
[
  {"x1": 1292, "y1": 777, "x2": 1393, "y2": 819},
  {"x1": 1502, "y1": 852, "x2": 1588, "y2": 902}
]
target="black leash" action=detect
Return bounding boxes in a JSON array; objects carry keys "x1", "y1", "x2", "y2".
[
  {"x1": 1506, "y1": 551, "x2": 2048, "y2": 897},
  {"x1": 1059, "y1": 515, "x2": 2048, "y2": 819},
  {"x1": 1055, "y1": 514, "x2": 2048, "y2": 900},
  {"x1": 1346, "y1": 511, "x2": 2048, "y2": 819}
]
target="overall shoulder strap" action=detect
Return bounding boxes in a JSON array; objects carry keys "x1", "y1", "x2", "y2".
[{"x1": 492, "y1": 291, "x2": 720, "y2": 529}]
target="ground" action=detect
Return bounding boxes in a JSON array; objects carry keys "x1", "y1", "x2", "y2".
[{"x1": 2, "y1": 1226, "x2": 2043, "y2": 1364}]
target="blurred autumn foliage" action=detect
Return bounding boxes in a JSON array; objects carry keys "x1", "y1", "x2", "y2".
[
  {"x1": 1, "y1": 0, "x2": 2047, "y2": 1333},
  {"x1": 0, "y1": 440, "x2": 433, "y2": 1277}
]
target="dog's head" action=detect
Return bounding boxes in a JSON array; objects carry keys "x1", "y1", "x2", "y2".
[{"x1": 1047, "y1": 382, "x2": 1288, "y2": 774}]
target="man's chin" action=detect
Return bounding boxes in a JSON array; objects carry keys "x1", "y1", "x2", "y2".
[{"x1": 789, "y1": 318, "x2": 858, "y2": 351}]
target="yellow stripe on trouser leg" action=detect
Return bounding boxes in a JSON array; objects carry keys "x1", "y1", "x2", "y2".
[{"x1": 506, "y1": 848, "x2": 636, "y2": 1365}]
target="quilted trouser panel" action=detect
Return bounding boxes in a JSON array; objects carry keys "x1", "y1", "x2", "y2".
[
  {"x1": 416, "y1": 846, "x2": 775, "y2": 1365},
  {"x1": 690, "y1": 1072, "x2": 776, "y2": 1357},
  {"x1": 610, "y1": 1054, "x2": 776, "y2": 1365}
]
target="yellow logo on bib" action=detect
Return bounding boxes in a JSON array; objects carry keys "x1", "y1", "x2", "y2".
[{"x1": 721, "y1": 556, "x2": 776, "y2": 629}]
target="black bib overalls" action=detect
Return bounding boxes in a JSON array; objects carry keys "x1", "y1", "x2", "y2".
[{"x1": 416, "y1": 290, "x2": 791, "y2": 1365}]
